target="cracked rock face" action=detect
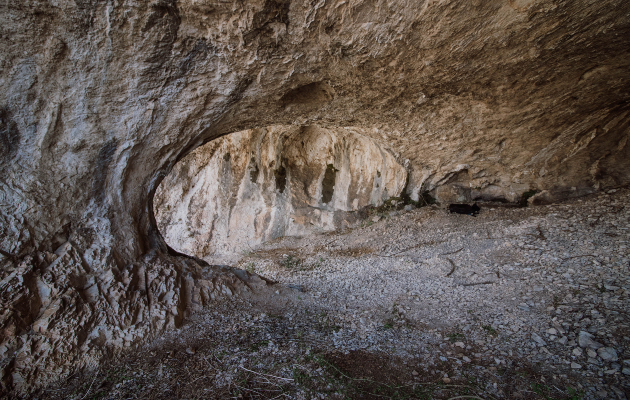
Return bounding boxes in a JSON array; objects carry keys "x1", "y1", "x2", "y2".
[
  {"x1": 154, "y1": 125, "x2": 406, "y2": 263},
  {"x1": 0, "y1": 0, "x2": 629, "y2": 394}
]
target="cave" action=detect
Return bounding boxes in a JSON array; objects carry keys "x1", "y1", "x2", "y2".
[
  {"x1": 153, "y1": 125, "x2": 406, "y2": 264},
  {"x1": 1, "y1": 0, "x2": 630, "y2": 397}
]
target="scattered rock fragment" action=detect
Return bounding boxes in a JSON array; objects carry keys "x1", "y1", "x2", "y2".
[
  {"x1": 578, "y1": 331, "x2": 604, "y2": 349},
  {"x1": 531, "y1": 333, "x2": 547, "y2": 346}
]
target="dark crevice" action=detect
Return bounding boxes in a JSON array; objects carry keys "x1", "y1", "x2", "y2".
[
  {"x1": 275, "y1": 162, "x2": 287, "y2": 193},
  {"x1": 322, "y1": 164, "x2": 338, "y2": 204},
  {"x1": 249, "y1": 157, "x2": 260, "y2": 183}
]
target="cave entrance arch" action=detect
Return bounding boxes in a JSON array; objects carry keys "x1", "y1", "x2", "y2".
[{"x1": 151, "y1": 125, "x2": 407, "y2": 265}]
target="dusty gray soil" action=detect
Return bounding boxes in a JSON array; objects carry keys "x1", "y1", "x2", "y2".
[{"x1": 32, "y1": 189, "x2": 629, "y2": 400}]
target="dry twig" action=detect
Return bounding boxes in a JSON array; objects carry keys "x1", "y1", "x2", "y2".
[
  {"x1": 446, "y1": 258, "x2": 457, "y2": 277},
  {"x1": 239, "y1": 366, "x2": 294, "y2": 381}
]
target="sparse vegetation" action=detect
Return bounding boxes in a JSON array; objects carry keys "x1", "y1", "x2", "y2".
[
  {"x1": 245, "y1": 262, "x2": 255, "y2": 273},
  {"x1": 361, "y1": 190, "x2": 436, "y2": 227},
  {"x1": 281, "y1": 254, "x2": 302, "y2": 269},
  {"x1": 446, "y1": 332, "x2": 465, "y2": 342},
  {"x1": 483, "y1": 325, "x2": 498, "y2": 336},
  {"x1": 248, "y1": 340, "x2": 269, "y2": 352}
]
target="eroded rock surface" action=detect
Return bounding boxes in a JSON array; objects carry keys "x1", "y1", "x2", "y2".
[
  {"x1": 154, "y1": 125, "x2": 406, "y2": 263},
  {"x1": 0, "y1": 242, "x2": 271, "y2": 393}
]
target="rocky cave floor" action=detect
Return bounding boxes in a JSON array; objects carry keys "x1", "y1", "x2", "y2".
[{"x1": 33, "y1": 189, "x2": 630, "y2": 400}]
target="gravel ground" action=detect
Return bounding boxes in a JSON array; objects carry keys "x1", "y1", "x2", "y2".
[{"x1": 34, "y1": 189, "x2": 629, "y2": 400}]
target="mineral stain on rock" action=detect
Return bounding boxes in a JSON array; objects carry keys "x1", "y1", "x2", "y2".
[
  {"x1": 274, "y1": 163, "x2": 287, "y2": 193},
  {"x1": 249, "y1": 157, "x2": 260, "y2": 183},
  {"x1": 321, "y1": 163, "x2": 338, "y2": 204},
  {"x1": 0, "y1": 107, "x2": 20, "y2": 165},
  {"x1": 91, "y1": 139, "x2": 118, "y2": 203}
]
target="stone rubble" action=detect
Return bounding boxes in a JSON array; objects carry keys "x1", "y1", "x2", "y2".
[
  {"x1": 9, "y1": 188, "x2": 630, "y2": 399},
  {"x1": 234, "y1": 188, "x2": 630, "y2": 399}
]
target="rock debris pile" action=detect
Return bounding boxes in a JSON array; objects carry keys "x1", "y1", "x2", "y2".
[
  {"x1": 35, "y1": 190, "x2": 629, "y2": 400},
  {"x1": 236, "y1": 189, "x2": 629, "y2": 398}
]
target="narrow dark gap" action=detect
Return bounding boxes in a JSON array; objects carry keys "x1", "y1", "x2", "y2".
[
  {"x1": 274, "y1": 162, "x2": 287, "y2": 193},
  {"x1": 321, "y1": 163, "x2": 337, "y2": 204}
]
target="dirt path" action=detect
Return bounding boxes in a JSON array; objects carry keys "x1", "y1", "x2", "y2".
[{"x1": 35, "y1": 189, "x2": 630, "y2": 400}]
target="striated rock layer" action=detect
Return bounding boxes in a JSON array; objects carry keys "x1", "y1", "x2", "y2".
[
  {"x1": 154, "y1": 125, "x2": 406, "y2": 263},
  {"x1": 0, "y1": 0, "x2": 629, "y2": 393}
]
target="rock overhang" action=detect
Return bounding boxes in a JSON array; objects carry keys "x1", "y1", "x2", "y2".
[{"x1": 0, "y1": 0, "x2": 630, "y2": 393}]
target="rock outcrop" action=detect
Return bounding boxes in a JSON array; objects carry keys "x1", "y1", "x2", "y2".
[
  {"x1": 0, "y1": 240, "x2": 267, "y2": 393},
  {"x1": 154, "y1": 125, "x2": 406, "y2": 263},
  {"x1": 0, "y1": 0, "x2": 629, "y2": 393}
]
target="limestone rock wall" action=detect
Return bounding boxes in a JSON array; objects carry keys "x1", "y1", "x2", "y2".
[
  {"x1": 1, "y1": 0, "x2": 628, "y2": 264},
  {"x1": 154, "y1": 125, "x2": 406, "y2": 263}
]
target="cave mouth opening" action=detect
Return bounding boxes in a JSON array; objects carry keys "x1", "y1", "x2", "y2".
[{"x1": 152, "y1": 124, "x2": 408, "y2": 266}]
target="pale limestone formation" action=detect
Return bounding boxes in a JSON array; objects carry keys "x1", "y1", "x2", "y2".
[
  {"x1": 0, "y1": 0, "x2": 629, "y2": 393},
  {"x1": 154, "y1": 125, "x2": 406, "y2": 263}
]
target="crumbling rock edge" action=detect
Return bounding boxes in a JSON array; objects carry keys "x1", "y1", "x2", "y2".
[{"x1": 0, "y1": 244, "x2": 273, "y2": 395}]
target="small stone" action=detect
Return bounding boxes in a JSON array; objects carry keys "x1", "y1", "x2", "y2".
[
  {"x1": 587, "y1": 349, "x2": 597, "y2": 358},
  {"x1": 622, "y1": 367, "x2": 630, "y2": 376},
  {"x1": 462, "y1": 356, "x2": 471, "y2": 363},
  {"x1": 604, "y1": 369, "x2": 618, "y2": 375},
  {"x1": 610, "y1": 386, "x2": 625, "y2": 399},
  {"x1": 186, "y1": 347, "x2": 196, "y2": 355},
  {"x1": 442, "y1": 377, "x2": 451, "y2": 383},
  {"x1": 571, "y1": 362, "x2": 582, "y2": 369},
  {"x1": 372, "y1": 215, "x2": 381, "y2": 223},
  {"x1": 572, "y1": 348, "x2": 583, "y2": 356},
  {"x1": 454, "y1": 341, "x2": 465, "y2": 348},
  {"x1": 597, "y1": 347, "x2": 618, "y2": 362},
  {"x1": 558, "y1": 336, "x2": 568, "y2": 345},
  {"x1": 578, "y1": 331, "x2": 604, "y2": 349},
  {"x1": 531, "y1": 333, "x2": 547, "y2": 346},
  {"x1": 547, "y1": 328, "x2": 557, "y2": 335},
  {"x1": 412, "y1": 370, "x2": 419, "y2": 376},
  {"x1": 595, "y1": 390, "x2": 608, "y2": 398}
]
